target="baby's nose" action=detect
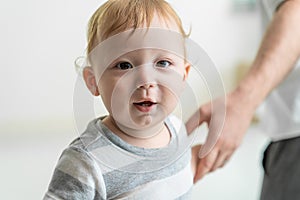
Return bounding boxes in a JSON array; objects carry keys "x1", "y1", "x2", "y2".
[
  {"x1": 139, "y1": 82, "x2": 156, "y2": 89},
  {"x1": 134, "y1": 65, "x2": 157, "y2": 89}
]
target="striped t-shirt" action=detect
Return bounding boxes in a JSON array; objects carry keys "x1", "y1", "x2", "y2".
[{"x1": 44, "y1": 115, "x2": 194, "y2": 199}]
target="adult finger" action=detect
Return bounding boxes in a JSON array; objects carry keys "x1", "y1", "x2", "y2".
[
  {"x1": 193, "y1": 148, "x2": 218, "y2": 183},
  {"x1": 211, "y1": 150, "x2": 233, "y2": 171},
  {"x1": 185, "y1": 106, "x2": 210, "y2": 135}
]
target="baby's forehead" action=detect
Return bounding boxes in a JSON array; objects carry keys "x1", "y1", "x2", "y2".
[
  {"x1": 89, "y1": 28, "x2": 186, "y2": 68},
  {"x1": 117, "y1": 48, "x2": 181, "y2": 58}
]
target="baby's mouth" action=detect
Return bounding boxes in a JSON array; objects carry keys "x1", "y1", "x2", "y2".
[
  {"x1": 133, "y1": 101, "x2": 157, "y2": 112},
  {"x1": 133, "y1": 101, "x2": 157, "y2": 107}
]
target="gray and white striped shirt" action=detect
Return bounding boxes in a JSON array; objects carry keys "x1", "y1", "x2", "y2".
[{"x1": 44, "y1": 115, "x2": 194, "y2": 199}]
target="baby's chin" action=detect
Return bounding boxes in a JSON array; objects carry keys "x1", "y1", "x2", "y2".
[
  {"x1": 132, "y1": 114, "x2": 155, "y2": 127},
  {"x1": 114, "y1": 116, "x2": 166, "y2": 139}
]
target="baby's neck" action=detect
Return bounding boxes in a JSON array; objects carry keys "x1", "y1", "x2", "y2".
[{"x1": 102, "y1": 116, "x2": 171, "y2": 149}]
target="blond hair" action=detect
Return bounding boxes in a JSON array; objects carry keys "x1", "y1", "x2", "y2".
[{"x1": 87, "y1": 0, "x2": 188, "y2": 54}]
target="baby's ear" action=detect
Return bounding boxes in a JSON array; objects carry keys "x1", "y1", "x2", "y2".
[
  {"x1": 83, "y1": 67, "x2": 100, "y2": 96},
  {"x1": 183, "y1": 63, "x2": 191, "y2": 81}
]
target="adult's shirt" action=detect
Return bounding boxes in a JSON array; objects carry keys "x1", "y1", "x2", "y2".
[{"x1": 258, "y1": 0, "x2": 300, "y2": 141}]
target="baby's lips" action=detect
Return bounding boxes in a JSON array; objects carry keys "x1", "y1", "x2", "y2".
[{"x1": 133, "y1": 101, "x2": 157, "y2": 106}]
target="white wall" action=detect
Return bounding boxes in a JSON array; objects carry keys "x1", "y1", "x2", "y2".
[
  {"x1": 1, "y1": 0, "x2": 99, "y2": 122},
  {"x1": 0, "y1": 0, "x2": 261, "y2": 123},
  {"x1": 0, "y1": 0, "x2": 266, "y2": 200}
]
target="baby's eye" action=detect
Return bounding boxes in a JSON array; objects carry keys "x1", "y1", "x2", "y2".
[
  {"x1": 115, "y1": 62, "x2": 133, "y2": 70},
  {"x1": 156, "y1": 60, "x2": 172, "y2": 68}
]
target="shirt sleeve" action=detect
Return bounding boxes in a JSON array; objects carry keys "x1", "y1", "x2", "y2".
[
  {"x1": 261, "y1": 0, "x2": 285, "y2": 17},
  {"x1": 43, "y1": 147, "x2": 106, "y2": 200}
]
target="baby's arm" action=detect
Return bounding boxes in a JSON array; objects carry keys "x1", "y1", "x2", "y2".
[{"x1": 44, "y1": 147, "x2": 106, "y2": 200}]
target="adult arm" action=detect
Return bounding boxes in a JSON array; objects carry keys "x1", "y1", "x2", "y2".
[{"x1": 187, "y1": 0, "x2": 300, "y2": 183}]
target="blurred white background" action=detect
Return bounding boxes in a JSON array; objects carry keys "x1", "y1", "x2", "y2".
[{"x1": 0, "y1": 0, "x2": 270, "y2": 199}]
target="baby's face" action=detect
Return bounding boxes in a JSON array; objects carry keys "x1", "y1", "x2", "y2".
[
  {"x1": 98, "y1": 48, "x2": 189, "y2": 129},
  {"x1": 85, "y1": 13, "x2": 190, "y2": 135}
]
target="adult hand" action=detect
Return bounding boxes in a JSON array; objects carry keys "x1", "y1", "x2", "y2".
[
  {"x1": 186, "y1": 89, "x2": 256, "y2": 183},
  {"x1": 191, "y1": 144, "x2": 202, "y2": 176}
]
